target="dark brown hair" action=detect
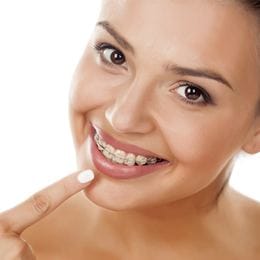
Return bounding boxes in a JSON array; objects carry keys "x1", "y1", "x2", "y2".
[
  {"x1": 239, "y1": 1, "x2": 260, "y2": 117},
  {"x1": 241, "y1": 0, "x2": 260, "y2": 10}
]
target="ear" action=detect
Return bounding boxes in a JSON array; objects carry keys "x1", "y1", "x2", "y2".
[{"x1": 242, "y1": 117, "x2": 260, "y2": 154}]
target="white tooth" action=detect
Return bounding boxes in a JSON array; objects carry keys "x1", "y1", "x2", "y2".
[
  {"x1": 97, "y1": 138, "x2": 153, "y2": 167},
  {"x1": 102, "y1": 149, "x2": 111, "y2": 159},
  {"x1": 99, "y1": 139, "x2": 106, "y2": 148},
  {"x1": 103, "y1": 144, "x2": 115, "y2": 159},
  {"x1": 112, "y1": 150, "x2": 126, "y2": 164},
  {"x1": 105, "y1": 144, "x2": 115, "y2": 153},
  {"x1": 147, "y1": 157, "x2": 157, "y2": 164},
  {"x1": 115, "y1": 149, "x2": 126, "y2": 157},
  {"x1": 135, "y1": 155, "x2": 147, "y2": 165},
  {"x1": 97, "y1": 143, "x2": 104, "y2": 151},
  {"x1": 112, "y1": 155, "x2": 123, "y2": 164},
  {"x1": 94, "y1": 133, "x2": 99, "y2": 142},
  {"x1": 124, "y1": 153, "x2": 136, "y2": 166},
  {"x1": 94, "y1": 134, "x2": 103, "y2": 151}
]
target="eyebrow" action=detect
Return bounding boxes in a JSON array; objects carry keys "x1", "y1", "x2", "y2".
[
  {"x1": 164, "y1": 64, "x2": 233, "y2": 90},
  {"x1": 96, "y1": 21, "x2": 135, "y2": 54},
  {"x1": 96, "y1": 20, "x2": 233, "y2": 90}
]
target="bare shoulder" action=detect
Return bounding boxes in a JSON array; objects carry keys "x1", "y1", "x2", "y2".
[
  {"x1": 226, "y1": 186, "x2": 260, "y2": 254},
  {"x1": 229, "y1": 186, "x2": 260, "y2": 221}
]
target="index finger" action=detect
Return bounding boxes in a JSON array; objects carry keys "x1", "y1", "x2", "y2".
[{"x1": 0, "y1": 169, "x2": 95, "y2": 235}]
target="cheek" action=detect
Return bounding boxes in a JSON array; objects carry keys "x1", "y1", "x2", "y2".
[
  {"x1": 152, "y1": 109, "x2": 244, "y2": 200},
  {"x1": 69, "y1": 47, "x2": 114, "y2": 112},
  {"x1": 160, "y1": 107, "x2": 244, "y2": 170}
]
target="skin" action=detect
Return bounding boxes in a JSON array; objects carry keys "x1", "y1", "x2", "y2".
[{"x1": 1, "y1": 0, "x2": 260, "y2": 259}]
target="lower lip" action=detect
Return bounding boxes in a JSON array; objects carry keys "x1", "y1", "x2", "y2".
[{"x1": 89, "y1": 126, "x2": 171, "y2": 179}]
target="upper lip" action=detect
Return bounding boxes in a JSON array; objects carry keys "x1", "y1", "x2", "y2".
[{"x1": 91, "y1": 124, "x2": 168, "y2": 160}]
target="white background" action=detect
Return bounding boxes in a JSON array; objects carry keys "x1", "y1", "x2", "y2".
[{"x1": 0, "y1": 1, "x2": 259, "y2": 212}]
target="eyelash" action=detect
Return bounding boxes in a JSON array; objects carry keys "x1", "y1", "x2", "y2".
[
  {"x1": 173, "y1": 82, "x2": 213, "y2": 107},
  {"x1": 93, "y1": 41, "x2": 213, "y2": 107},
  {"x1": 93, "y1": 42, "x2": 126, "y2": 68}
]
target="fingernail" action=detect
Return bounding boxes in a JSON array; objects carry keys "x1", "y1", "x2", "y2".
[{"x1": 77, "y1": 169, "x2": 95, "y2": 183}]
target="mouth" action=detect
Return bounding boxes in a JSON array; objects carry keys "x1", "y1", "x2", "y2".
[{"x1": 88, "y1": 123, "x2": 171, "y2": 179}]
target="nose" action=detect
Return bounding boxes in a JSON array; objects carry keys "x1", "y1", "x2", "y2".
[{"x1": 105, "y1": 77, "x2": 155, "y2": 134}]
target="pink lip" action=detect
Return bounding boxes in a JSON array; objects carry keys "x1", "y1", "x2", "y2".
[
  {"x1": 92, "y1": 124, "x2": 167, "y2": 159},
  {"x1": 88, "y1": 124, "x2": 171, "y2": 179}
]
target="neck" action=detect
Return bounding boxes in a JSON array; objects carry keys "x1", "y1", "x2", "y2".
[{"x1": 88, "y1": 162, "x2": 234, "y2": 255}]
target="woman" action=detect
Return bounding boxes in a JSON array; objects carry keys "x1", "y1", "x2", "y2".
[{"x1": 0, "y1": 0, "x2": 260, "y2": 259}]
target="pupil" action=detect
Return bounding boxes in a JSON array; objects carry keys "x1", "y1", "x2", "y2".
[
  {"x1": 111, "y1": 51, "x2": 124, "y2": 64},
  {"x1": 185, "y1": 86, "x2": 201, "y2": 100}
]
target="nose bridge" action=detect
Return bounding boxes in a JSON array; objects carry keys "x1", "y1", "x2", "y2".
[
  {"x1": 105, "y1": 75, "x2": 155, "y2": 133},
  {"x1": 119, "y1": 76, "x2": 149, "y2": 111}
]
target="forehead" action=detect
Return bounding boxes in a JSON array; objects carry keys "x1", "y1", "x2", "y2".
[{"x1": 99, "y1": 0, "x2": 259, "y2": 87}]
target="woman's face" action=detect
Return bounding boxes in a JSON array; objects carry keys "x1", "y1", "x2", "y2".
[{"x1": 69, "y1": 0, "x2": 260, "y2": 211}]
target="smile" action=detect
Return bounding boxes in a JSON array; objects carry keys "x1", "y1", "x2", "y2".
[
  {"x1": 88, "y1": 124, "x2": 171, "y2": 179},
  {"x1": 94, "y1": 132, "x2": 164, "y2": 166}
]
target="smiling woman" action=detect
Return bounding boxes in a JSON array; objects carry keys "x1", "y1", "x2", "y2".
[{"x1": 0, "y1": 0, "x2": 260, "y2": 259}]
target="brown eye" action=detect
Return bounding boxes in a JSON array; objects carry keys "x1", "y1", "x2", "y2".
[
  {"x1": 103, "y1": 48, "x2": 125, "y2": 65},
  {"x1": 172, "y1": 83, "x2": 212, "y2": 106},
  {"x1": 94, "y1": 42, "x2": 126, "y2": 67},
  {"x1": 176, "y1": 84, "x2": 205, "y2": 103},
  {"x1": 184, "y1": 85, "x2": 202, "y2": 100}
]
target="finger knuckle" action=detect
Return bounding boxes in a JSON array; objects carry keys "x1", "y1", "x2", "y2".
[
  {"x1": 10, "y1": 239, "x2": 29, "y2": 257},
  {"x1": 0, "y1": 216, "x2": 11, "y2": 235},
  {"x1": 29, "y1": 193, "x2": 50, "y2": 215}
]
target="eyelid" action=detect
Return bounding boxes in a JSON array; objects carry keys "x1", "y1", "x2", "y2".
[
  {"x1": 171, "y1": 81, "x2": 215, "y2": 106},
  {"x1": 178, "y1": 81, "x2": 211, "y2": 101},
  {"x1": 93, "y1": 41, "x2": 128, "y2": 69},
  {"x1": 93, "y1": 41, "x2": 216, "y2": 107},
  {"x1": 94, "y1": 41, "x2": 121, "y2": 52}
]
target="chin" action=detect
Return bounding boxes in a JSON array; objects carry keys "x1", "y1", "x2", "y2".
[
  {"x1": 82, "y1": 182, "x2": 169, "y2": 212},
  {"x1": 82, "y1": 188, "x2": 138, "y2": 212}
]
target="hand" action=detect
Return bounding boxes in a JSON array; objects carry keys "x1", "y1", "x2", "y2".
[{"x1": 0, "y1": 169, "x2": 95, "y2": 259}]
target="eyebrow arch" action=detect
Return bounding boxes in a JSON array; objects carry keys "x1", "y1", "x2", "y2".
[
  {"x1": 96, "y1": 20, "x2": 233, "y2": 90},
  {"x1": 96, "y1": 20, "x2": 135, "y2": 55},
  {"x1": 165, "y1": 64, "x2": 233, "y2": 90}
]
